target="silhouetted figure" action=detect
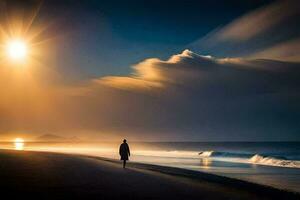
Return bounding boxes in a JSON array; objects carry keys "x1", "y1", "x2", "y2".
[{"x1": 119, "y1": 139, "x2": 130, "y2": 168}]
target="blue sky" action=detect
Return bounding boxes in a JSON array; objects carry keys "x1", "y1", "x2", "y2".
[{"x1": 40, "y1": 0, "x2": 274, "y2": 78}]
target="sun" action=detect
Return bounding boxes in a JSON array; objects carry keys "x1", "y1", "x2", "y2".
[{"x1": 6, "y1": 39, "x2": 28, "y2": 61}]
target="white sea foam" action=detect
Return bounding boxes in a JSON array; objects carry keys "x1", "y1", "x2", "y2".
[
  {"x1": 249, "y1": 154, "x2": 300, "y2": 168},
  {"x1": 198, "y1": 151, "x2": 214, "y2": 157}
]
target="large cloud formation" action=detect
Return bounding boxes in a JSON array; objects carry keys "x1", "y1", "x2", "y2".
[
  {"x1": 2, "y1": 49, "x2": 299, "y2": 141},
  {"x1": 100, "y1": 50, "x2": 300, "y2": 95}
]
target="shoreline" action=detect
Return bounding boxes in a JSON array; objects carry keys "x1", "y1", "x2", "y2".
[
  {"x1": 0, "y1": 149, "x2": 299, "y2": 200},
  {"x1": 84, "y1": 154, "x2": 300, "y2": 194}
]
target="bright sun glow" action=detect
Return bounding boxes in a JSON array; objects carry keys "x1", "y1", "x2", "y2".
[
  {"x1": 14, "y1": 138, "x2": 25, "y2": 150},
  {"x1": 6, "y1": 40, "x2": 28, "y2": 60}
]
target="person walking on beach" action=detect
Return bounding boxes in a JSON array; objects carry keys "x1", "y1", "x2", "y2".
[{"x1": 119, "y1": 139, "x2": 130, "y2": 168}]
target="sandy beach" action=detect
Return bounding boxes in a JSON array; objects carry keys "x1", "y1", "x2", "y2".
[{"x1": 0, "y1": 150, "x2": 299, "y2": 200}]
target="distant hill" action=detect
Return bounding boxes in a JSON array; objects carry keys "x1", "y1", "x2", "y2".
[{"x1": 35, "y1": 134, "x2": 80, "y2": 142}]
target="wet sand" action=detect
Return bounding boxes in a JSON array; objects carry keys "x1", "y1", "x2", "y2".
[{"x1": 0, "y1": 149, "x2": 299, "y2": 200}]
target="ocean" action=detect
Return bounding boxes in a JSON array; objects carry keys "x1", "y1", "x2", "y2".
[{"x1": 1, "y1": 141, "x2": 300, "y2": 193}]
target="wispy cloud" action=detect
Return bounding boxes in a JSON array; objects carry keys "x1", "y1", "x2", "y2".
[
  {"x1": 209, "y1": 0, "x2": 298, "y2": 41},
  {"x1": 190, "y1": 0, "x2": 300, "y2": 60},
  {"x1": 250, "y1": 38, "x2": 300, "y2": 62}
]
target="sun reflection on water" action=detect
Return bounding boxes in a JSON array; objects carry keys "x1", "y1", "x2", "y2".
[
  {"x1": 14, "y1": 138, "x2": 24, "y2": 150},
  {"x1": 200, "y1": 158, "x2": 212, "y2": 168}
]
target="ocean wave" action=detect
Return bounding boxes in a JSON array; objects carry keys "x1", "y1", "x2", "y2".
[
  {"x1": 198, "y1": 151, "x2": 300, "y2": 168},
  {"x1": 249, "y1": 154, "x2": 300, "y2": 168}
]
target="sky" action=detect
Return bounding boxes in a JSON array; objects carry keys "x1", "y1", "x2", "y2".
[{"x1": 0, "y1": 0, "x2": 299, "y2": 141}]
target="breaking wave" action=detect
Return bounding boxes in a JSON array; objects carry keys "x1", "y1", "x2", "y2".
[
  {"x1": 249, "y1": 154, "x2": 300, "y2": 168},
  {"x1": 198, "y1": 151, "x2": 300, "y2": 168}
]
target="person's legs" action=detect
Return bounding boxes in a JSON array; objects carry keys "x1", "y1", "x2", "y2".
[{"x1": 123, "y1": 160, "x2": 126, "y2": 168}]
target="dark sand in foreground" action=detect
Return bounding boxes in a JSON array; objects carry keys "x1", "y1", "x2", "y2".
[{"x1": 0, "y1": 150, "x2": 299, "y2": 200}]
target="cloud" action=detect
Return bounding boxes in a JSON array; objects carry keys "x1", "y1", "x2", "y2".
[
  {"x1": 50, "y1": 50, "x2": 298, "y2": 141},
  {"x1": 210, "y1": 0, "x2": 298, "y2": 42},
  {"x1": 97, "y1": 49, "x2": 300, "y2": 95},
  {"x1": 98, "y1": 50, "x2": 223, "y2": 91},
  {"x1": 0, "y1": 49, "x2": 299, "y2": 141},
  {"x1": 250, "y1": 38, "x2": 300, "y2": 62},
  {"x1": 190, "y1": 0, "x2": 300, "y2": 60},
  {"x1": 99, "y1": 57, "x2": 167, "y2": 91}
]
